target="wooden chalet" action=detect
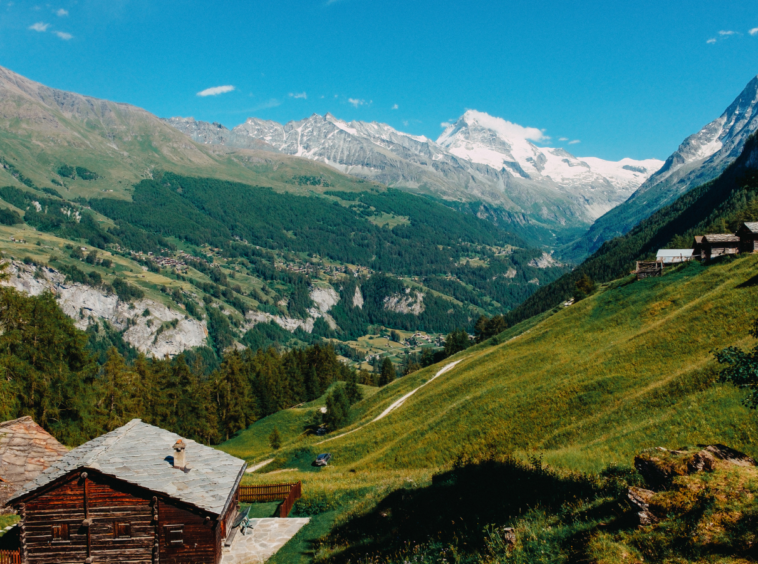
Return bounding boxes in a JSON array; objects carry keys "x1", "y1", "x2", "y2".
[
  {"x1": 699, "y1": 233, "x2": 740, "y2": 261},
  {"x1": 0, "y1": 417, "x2": 68, "y2": 513},
  {"x1": 5, "y1": 420, "x2": 246, "y2": 564},
  {"x1": 737, "y1": 222, "x2": 758, "y2": 253}
]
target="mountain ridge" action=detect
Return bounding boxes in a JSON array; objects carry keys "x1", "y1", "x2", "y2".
[
  {"x1": 566, "y1": 74, "x2": 758, "y2": 260},
  {"x1": 164, "y1": 111, "x2": 663, "y2": 249}
]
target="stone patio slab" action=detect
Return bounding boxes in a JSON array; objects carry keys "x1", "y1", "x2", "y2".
[{"x1": 221, "y1": 518, "x2": 310, "y2": 564}]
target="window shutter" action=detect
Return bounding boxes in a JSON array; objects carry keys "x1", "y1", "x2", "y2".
[
  {"x1": 164, "y1": 524, "x2": 184, "y2": 547},
  {"x1": 52, "y1": 523, "x2": 70, "y2": 542},
  {"x1": 114, "y1": 522, "x2": 132, "y2": 538}
]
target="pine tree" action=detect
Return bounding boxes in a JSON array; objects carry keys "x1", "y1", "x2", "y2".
[
  {"x1": 345, "y1": 371, "x2": 363, "y2": 405},
  {"x1": 378, "y1": 358, "x2": 396, "y2": 387},
  {"x1": 212, "y1": 351, "x2": 254, "y2": 441},
  {"x1": 269, "y1": 427, "x2": 282, "y2": 450},
  {"x1": 97, "y1": 347, "x2": 141, "y2": 432},
  {"x1": 323, "y1": 385, "x2": 349, "y2": 429}
]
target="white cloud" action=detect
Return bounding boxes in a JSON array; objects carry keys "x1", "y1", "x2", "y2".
[
  {"x1": 55, "y1": 31, "x2": 72, "y2": 40},
  {"x1": 440, "y1": 122, "x2": 452, "y2": 128},
  {"x1": 348, "y1": 98, "x2": 366, "y2": 108},
  {"x1": 289, "y1": 92, "x2": 307, "y2": 100},
  {"x1": 559, "y1": 137, "x2": 569, "y2": 141},
  {"x1": 197, "y1": 85, "x2": 235, "y2": 97},
  {"x1": 707, "y1": 38, "x2": 717, "y2": 44},
  {"x1": 391, "y1": 104, "x2": 399, "y2": 110},
  {"x1": 719, "y1": 30, "x2": 737, "y2": 35},
  {"x1": 750, "y1": 28, "x2": 758, "y2": 36},
  {"x1": 251, "y1": 98, "x2": 281, "y2": 111},
  {"x1": 568, "y1": 140, "x2": 581, "y2": 145},
  {"x1": 29, "y1": 21, "x2": 49, "y2": 32},
  {"x1": 464, "y1": 109, "x2": 548, "y2": 142},
  {"x1": 56, "y1": 8, "x2": 67, "y2": 16}
]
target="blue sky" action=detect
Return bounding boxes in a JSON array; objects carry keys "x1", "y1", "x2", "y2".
[{"x1": 1, "y1": 0, "x2": 757, "y2": 161}]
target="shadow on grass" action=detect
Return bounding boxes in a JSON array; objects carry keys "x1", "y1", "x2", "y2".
[{"x1": 322, "y1": 457, "x2": 639, "y2": 563}]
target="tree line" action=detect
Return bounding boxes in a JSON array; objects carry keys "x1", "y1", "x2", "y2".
[{"x1": 0, "y1": 282, "x2": 361, "y2": 446}]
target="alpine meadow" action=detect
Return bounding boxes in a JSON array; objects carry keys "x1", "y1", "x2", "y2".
[{"x1": 2, "y1": 3, "x2": 758, "y2": 564}]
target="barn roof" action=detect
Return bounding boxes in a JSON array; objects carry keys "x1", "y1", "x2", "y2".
[
  {"x1": 656, "y1": 249, "x2": 694, "y2": 258},
  {"x1": 741, "y1": 222, "x2": 758, "y2": 234},
  {"x1": 0, "y1": 416, "x2": 68, "y2": 506},
  {"x1": 7, "y1": 420, "x2": 246, "y2": 516},
  {"x1": 703, "y1": 233, "x2": 740, "y2": 243}
]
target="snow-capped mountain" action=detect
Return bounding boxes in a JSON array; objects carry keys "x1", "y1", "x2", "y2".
[
  {"x1": 437, "y1": 110, "x2": 662, "y2": 218},
  {"x1": 570, "y1": 75, "x2": 758, "y2": 259},
  {"x1": 165, "y1": 111, "x2": 662, "y2": 246}
]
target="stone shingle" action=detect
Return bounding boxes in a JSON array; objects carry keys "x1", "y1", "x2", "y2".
[
  {"x1": 0, "y1": 416, "x2": 68, "y2": 509},
  {"x1": 8, "y1": 420, "x2": 246, "y2": 516}
]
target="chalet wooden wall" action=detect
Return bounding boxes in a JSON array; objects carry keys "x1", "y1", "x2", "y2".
[
  {"x1": 157, "y1": 502, "x2": 216, "y2": 564},
  {"x1": 22, "y1": 474, "x2": 86, "y2": 564},
  {"x1": 19, "y1": 471, "x2": 224, "y2": 564}
]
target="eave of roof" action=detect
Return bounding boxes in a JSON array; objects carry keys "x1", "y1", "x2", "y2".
[{"x1": 6, "y1": 420, "x2": 246, "y2": 516}]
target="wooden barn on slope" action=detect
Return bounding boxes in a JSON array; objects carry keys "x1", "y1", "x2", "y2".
[
  {"x1": 699, "y1": 234, "x2": 740, "y2": 261},
  {"x1": 0, "y1": 416, "x2": 68, "y2": 513},
  {"x1": 5, "y1": 419, "x2": 246, "y2": 564}
]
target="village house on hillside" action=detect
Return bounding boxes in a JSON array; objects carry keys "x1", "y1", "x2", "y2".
[
  {"x1": 6, "y1": 419, "x2": 246, "y2": 564},
  {"x1": 699, "y1": 234, "x2": 741, "y2": 261},
  {"x1": 0, "y1": 416, "x2": 68, "y2": 513}
]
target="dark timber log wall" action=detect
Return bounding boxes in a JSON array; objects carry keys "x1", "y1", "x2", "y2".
[{"x1": 19, "y1": 470, "x2": 224, "y2": 564}]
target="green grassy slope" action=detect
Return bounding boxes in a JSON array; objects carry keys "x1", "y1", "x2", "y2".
[
  {"x1": 224, "y1": 254, "x2": 758, "y2": 473},
  {"x1": 218, "y1": 254, "x2": 758, "y2": 563}
]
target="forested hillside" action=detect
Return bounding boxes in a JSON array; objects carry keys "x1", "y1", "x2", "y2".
[
  {"x1": 0, "y1": 168, "x2": 566, "y2": 366},
  {"x1": 503, "y1": 132, "x2": 758, "y2": 326}
]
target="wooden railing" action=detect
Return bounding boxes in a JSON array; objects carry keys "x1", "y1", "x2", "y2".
[
  {"x1": 239, "y1": 482, "x2": 302, "y2": 517},
  {"x1": 278, "y1": 481, "x2": 302, "y2": 518},
  {"x1": 0, "y1": 550, "x2": 20, "y2": 564}
]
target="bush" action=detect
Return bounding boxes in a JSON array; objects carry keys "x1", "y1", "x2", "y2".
[
  {"x1": 57, "y1": 164, "x2": 75, "y2": 179},
  {"x1": 0, "y1": 208, "x2": 22, "y2": 226}
]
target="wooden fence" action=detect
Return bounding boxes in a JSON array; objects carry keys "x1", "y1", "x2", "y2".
[
  {"x1": 239, "y1": 482, "x2": 302, "y2": 518},
  {"x1": 0, "y1": 550, "x2": 20, "y2": 564}
]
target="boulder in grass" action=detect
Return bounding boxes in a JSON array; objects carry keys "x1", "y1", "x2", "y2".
[{"x1": 634, "y1": 444, "x2": 756, "y2": 489}]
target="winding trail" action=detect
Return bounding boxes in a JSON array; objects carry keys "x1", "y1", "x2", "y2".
[
  {"x1": 245, "y1": 458, "x2": 274, "y2": 473},
  {"x1": 316, "y1": 359, "x2": 462, "y2": 445}
]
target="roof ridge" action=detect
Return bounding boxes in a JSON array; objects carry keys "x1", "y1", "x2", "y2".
[{"x1": 88, "y1": 418, "x2": 143, "y2": 465}]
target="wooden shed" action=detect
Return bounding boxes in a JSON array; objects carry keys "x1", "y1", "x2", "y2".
[
  {"x1": 700, "y1": 234, "x2": 740, "y2": 261},
  {"x1": 5, "y1": 419, "x2": 246, "y2": 564},
  {"x1": 0, "y1": 417, "x2": 68, "y2": 513},
  {"x1": 737, "y1": 222, "x2": 758, "y2": 253}
]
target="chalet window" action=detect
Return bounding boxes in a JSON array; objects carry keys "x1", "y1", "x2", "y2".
[
  {"x1": 51, "y1": 523, "x2": 70, "y2": 543},
  {"x1": 164, "y1": 524, "x2": 184, "y2": 547},
  {"x1": 114, "y1": 522, "x2": 132, "y2": 539}
]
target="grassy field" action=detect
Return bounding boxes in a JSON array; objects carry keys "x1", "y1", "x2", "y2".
[{"x1": 220, "y1": 254, "x2": 758, "y2": 562}]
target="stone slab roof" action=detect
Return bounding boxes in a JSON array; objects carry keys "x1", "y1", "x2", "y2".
[
  {"x1": 0, "y1": 416, "x2": 68, "y2": 507},
  {"x1": 8, "y1": 420, "x2": 246, "y2": 516},
  {"x1": 741, "y1": 222, "x2": 758, "y2": 234},
  {"x1": 703, "y1": 233, "x2": 740, "y2": 243}
]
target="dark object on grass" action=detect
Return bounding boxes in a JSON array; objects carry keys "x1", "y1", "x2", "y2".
[{"x1": 314, "y1": 453, "x2": 332, "y2": 467}]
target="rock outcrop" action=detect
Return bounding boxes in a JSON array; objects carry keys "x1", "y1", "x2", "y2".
[
  {"x1": 383, "y1": 290, "x2": 425, "y2": 315},
  {"x1": 246, "y1": 285, "x2": 341, "y2": 334},
  {"x1": 2, "y1": 261, "x2": 207, "y2": 358}
]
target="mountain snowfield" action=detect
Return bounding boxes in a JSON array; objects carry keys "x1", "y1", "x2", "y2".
[
  {"x1": 437, "y1": 110, "x2": 663, "y2": 218},
  {"x1": 567, "y1": 74, "x2": 758, "y2": 259},
  {"x1": 165, "y1": 111, "x2": 662, "y2": 248}
]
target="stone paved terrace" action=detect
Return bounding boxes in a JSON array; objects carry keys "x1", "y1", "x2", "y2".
[{"x1": 221, "y1": 518, "x2": 310, "y2": 564}]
